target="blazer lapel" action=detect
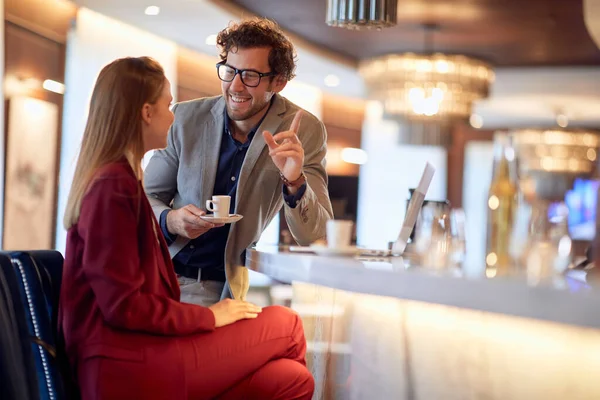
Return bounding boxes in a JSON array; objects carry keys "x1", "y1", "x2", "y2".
[
  {"x1": 199, "y1": 98, "x2": 226, "y2": 204},
  {"x1": 235, "y1": 95, "x2": 286, "y2": 210}
]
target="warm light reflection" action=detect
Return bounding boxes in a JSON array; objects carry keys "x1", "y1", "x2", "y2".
[
  {"x1": 341, "y1": 148, "x2": 368, "y2": 165},
  {"x1": 293, "y1": 281, "x2": 600, "y2": 399},
  {"x1": 486, "y1": 252, "x2": 498, "y2": 267},
  {"x1": 43, "y1": 79, "x2": 65, "y2": 94},
  {"x1": 488, "y1": 195, "x2": 500, "y2": 210},
  {"x1": 5, "y1": 75, "x2": 41, "y2": 97},
  {"x1": 485, "y1": 267, "x2": 497, "y2": 278},
  {"x1": 587, "y1": 148, "x2": 597, "y2": 161}
]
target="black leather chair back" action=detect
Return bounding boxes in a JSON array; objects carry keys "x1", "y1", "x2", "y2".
[
  {"x1": 0, "y1": 253, "x2": 39, "y2": 400},
  {"x1": 0, "y1": 251, "x2": 79, "y2": 399}
]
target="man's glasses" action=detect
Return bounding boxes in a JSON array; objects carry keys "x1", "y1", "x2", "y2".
[{"x1": 216, "y1": 63, "x2": 277, "y2": 88}]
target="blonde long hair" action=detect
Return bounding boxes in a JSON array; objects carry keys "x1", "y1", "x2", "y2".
[{"x1": 63, "y1": 56, "x2": 165, "y2": 229}]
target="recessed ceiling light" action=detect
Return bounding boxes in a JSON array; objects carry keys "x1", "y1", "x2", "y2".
[
  {"x1": 205, "y1": 34, "x2": 217, "y2": 46},
  {"x1": 324, "y1": 74, "x2": 340, "y2": 87},
  {"x1": 145, "y1": 6, "x2": 160, "y2": 16}
]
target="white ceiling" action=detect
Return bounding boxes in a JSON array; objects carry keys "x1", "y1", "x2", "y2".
[
  {"x1": 475, "y1": 67, "x2": 600, "y2": 128},
  {"x1": 70, "y1": 0, "x2": 600, "y2": 128}
]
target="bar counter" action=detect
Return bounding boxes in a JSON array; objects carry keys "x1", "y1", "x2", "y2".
[{"x1": 246, "y1": 247, "x2": 600, "y2": 400}]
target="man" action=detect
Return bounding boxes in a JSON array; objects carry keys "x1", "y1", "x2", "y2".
[{"x1": 144, "y1": 17, "x2": 333, "y2": 306}]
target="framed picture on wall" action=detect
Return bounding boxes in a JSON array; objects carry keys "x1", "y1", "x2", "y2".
[{"x1": 3, "y1": 96, "x2": 59, "y2": 250}]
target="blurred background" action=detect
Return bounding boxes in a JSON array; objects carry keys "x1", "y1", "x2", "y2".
[{"x1": 2, "y1": 0, "x2": 600, "y2": 302}]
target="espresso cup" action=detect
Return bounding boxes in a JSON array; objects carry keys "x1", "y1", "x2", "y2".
[
  {"x1": 206, "y1": 195, "x2": 231, "y2": 218},
  {"x1": 326, "y1": 220, "x2": 353, "y2": 249}
]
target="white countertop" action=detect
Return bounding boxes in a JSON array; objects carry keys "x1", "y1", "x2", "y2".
[{"x1": 246, "y1": 246, "x2": 600, "y2": 330}]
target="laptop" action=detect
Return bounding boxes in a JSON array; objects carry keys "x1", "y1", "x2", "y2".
[{"x1": 289, "y1": 162, "x2": 436, "y2": 257}]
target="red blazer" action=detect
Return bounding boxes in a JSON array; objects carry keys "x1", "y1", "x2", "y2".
[{"x1": 59, "y1": 160, "x2": 215, "y2": 398}]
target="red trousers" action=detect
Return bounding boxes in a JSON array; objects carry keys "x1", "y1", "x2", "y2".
[{"x1": 77, "y1": 306, "x2": 314, "y2": 399}]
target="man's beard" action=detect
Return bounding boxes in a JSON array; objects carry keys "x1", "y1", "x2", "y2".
[{"x1": 227, "y1": 92, "x2": 273, "y2": 121}]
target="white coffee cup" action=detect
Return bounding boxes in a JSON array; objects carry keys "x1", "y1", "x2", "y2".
[
  {"x1": 206, "y1": 195, "x2": 231, "y2": 218},
  {"x1": 326, "y1": 220, "x2": 353, "y2": 249}
]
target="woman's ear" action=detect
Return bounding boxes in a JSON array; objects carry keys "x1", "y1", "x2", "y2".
[{"x1": 141, "y1": 103, "x2": 152, "y2": 125}]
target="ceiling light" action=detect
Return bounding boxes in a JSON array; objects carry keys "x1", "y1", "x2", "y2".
[
  {"x1": 145, "y1": 6, "x2": 160, "y2": 16},
  {"x1": 326, "y1": 0, "x2": 397, "y2": 30},
  {"x1": 360, "y1": 53, "x2": 494, "y2": 124},
  {"x1": 359, "y1": 24, "x2": 494, "y2": 130},
  {"x1": 205, "y1": 34, "x2": 217, "y2": 46},
  {"x1": 324, "y1": 74, "x2": 340, "y2": 87},
  {"x1": 341, "y1": 148, "x2": 368, "y2": 165},
  {"x1": 43, "y1": 79, "x2": 65, "y2": 94}
]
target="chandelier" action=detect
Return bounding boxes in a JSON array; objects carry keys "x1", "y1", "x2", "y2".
[
  {"x1": 511, "y1": 129, "x2": 600, "y2": 175},
  {"x1": 326, "y1": 0, "x2": 397, "y2": 30},
  {"x1": 510, "y1": 128, "x2": 600, "y2": 200},
  {"x1": 359, "y1": 52, "x2": 494, "y2": 123}
]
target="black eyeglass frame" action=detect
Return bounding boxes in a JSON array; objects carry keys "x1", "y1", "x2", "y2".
[{"x1": 216, "y1": 62, "x2": 277, "y2": 87}]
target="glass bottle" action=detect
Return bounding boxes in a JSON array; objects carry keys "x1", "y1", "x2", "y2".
[{"x1": 485, "y1": 133, "x2": 518, "y2": 277}]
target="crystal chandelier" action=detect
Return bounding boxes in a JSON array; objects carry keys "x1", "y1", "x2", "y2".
[
  {"x1": 326, "y1": 0, "x2": 397, "y2": 30},
  {"x1": 359, "y1": 52, "x2": 494, "y2": 123},
  {"x1": 510, "y1": 128, "x2": 600, "y2": 201},
  {"x1": 511, "y1": 129, "x2": 600, "y2": 176}
]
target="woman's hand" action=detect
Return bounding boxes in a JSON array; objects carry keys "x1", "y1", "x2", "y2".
[{"x1": 208, "y1": 299, "x2": 262, "y2": 328}]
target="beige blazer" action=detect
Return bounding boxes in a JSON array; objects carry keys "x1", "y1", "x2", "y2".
[{"x1": 144, "y1": 94, "x2": 333, "y2": 299}]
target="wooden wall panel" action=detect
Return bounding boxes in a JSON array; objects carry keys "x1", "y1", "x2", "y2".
[
  {"x1": 176, "y1": 47, "x2": 221, "y2": 101},
  {"x1": 177, "y1": 86, "x2": 210, "y2": 103},
  {"x1": 321, "y1": 93, "x2": 365, "y2": 177},
  {"x1": 3, "y1": 0, "x2": 73, "y2": 247},
  {"x1": 5, "y1": 0, "x2": 76, "y2": 43},
  {"x1": 321, "y1": 93, "x2": 365, "y2": 133},
  {"x1": 5, "y1": 23, "x2": 66, "y2": 102},
  {"x1": 325, "y1": 126, "x2": 361, "y2": 177}
]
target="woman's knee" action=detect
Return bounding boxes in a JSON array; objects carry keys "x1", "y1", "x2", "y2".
[
  {"x1": 261, "y1": 306, "x2": 306, "y2": 341},
  {"x1": 261, "y1": 305, "x2": 303, "y2": 331}
]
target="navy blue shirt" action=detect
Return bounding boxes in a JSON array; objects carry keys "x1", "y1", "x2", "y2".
[{"x1": 159, "y1": 106, "x2": 306, "y2": 281}]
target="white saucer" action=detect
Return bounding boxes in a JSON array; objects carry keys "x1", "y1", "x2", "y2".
[
  {"x1": 309, "y1": 244, "x2": 360, "y2": 257},
  {"x1": 200, "y1": 214, "x2": 243, "y2": 224}
]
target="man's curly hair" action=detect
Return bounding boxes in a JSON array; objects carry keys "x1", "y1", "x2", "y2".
[{"x1": 216, "y1": 18, "x2": 297, "y2": 81}]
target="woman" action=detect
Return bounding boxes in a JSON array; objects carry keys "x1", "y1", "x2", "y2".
[{"x1": 59, "y1": 57, "x2": 314, "y2": 400}]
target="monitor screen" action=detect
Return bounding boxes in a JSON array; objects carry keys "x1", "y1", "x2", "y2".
[{"x1": 564, "y1": 178, "x2": 599, "y2": 241}]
